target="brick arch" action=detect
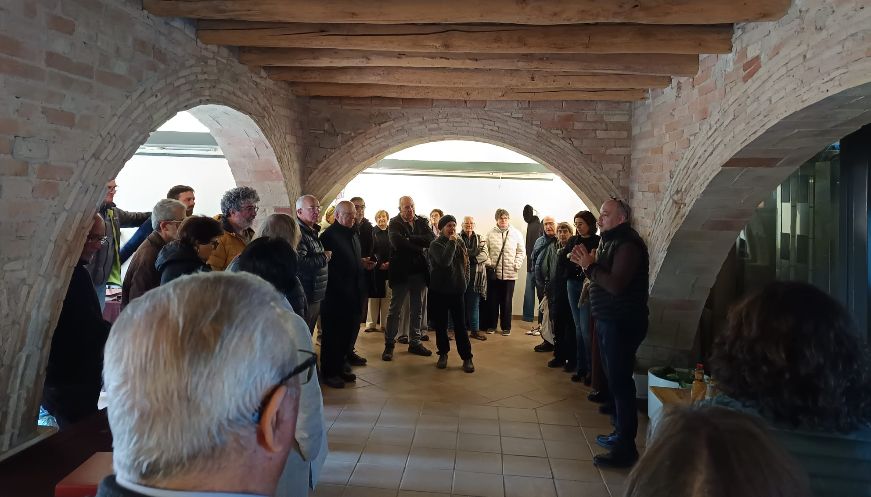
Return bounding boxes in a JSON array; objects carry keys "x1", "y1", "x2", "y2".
[
  {"x1": 641, "y1": 0, "x2": 871, "y2": 364},
  {"x1": 305, "y1": 110, "x2": 619, "y2": 211},
  {"x1": 0, "y1": 48, "x2": 299, "y2": 452}
]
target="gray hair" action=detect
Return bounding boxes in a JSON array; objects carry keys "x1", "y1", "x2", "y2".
[
  {"x1": 151, "y1": 198, "x2": 186, "y2": 230},
  {"x1": 494, "y1": 208, "x2": 509, "y2": 220},
  {"x1": 295, "y1": 194, "x2": 318, "y2": 211},
  {"x1": 258, "y1": 213, "x2": 301, "y2": 249},
  {"x1": 103, "y1": 272, "x2": 301, "y2": 484},
  {"x1": 220, "y1": 186, "x2": 260, "y2": 217}
]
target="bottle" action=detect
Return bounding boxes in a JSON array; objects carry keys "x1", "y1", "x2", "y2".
[
  {"x1": 691, "y1": 363, "x2": 707, "y2": 403},
  {"x1": 705, "y1": 376, "x2": 718, "y2": 400}
]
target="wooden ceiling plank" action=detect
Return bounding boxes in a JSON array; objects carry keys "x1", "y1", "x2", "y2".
[
  {"x1": 239, "y1": 48, "x2": 700, "y2": 76},
  {"x1": 266, "y1": 67, "x2": 672, "y2": 89},
  {"x1": 197, "y1": 22, "x2": 733, "y2": 55},
  {"x1": 289, "y1": 83, "x2": 647, "y2": 101},
  {"x1": 145, "y1": 0, "x2": 791, "y2": 25}
]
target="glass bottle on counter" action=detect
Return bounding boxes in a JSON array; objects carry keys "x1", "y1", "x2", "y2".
[{"x1": 691, "y1": 363, "x2": 707, "y2": 403}]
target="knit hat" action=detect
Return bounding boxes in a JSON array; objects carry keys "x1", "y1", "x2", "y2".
[{"x1": 437, "y1": 214, "x2": 457, "y2": 231}]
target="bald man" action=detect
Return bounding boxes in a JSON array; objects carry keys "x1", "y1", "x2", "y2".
[{"x1": 571, "y1": 199, "x2": 649, "y2": 468}]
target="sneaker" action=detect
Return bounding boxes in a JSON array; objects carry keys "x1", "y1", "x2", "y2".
[
  {"x1": 525, "y1": 329, "x2": 534, "y2": 335},
  {"x1": 470, "y1": 331, "x2": 487, "y2": 341},
  {"x1": 593, "y1": 448, "x2": 639, "y2": 469},
  {"x1": 532, "y1": 330, "x2": 542, "y2": 336},
  {"x1": 397, "y1": 336, "x2": 409, "y2": 344},
  {"x1": 501, "y1": 329, "x2": 511, "y2": 336},
  {"x1": 323, "y1": 376, "x2": 345, "y2": 389},
  {"x1": 526, "y1": 325, "x2": 541, "y2": 335},
  {"x1": 364, "y1": 327, "x2": 378, "y2": 333},
  {"x1": 534, "y1": 341, "x2": 554, "y2": 353},
  {"x1": 485, "y1": 329, "x2": 495, "y2": 334},
  {"x1": 462, "y1": 359, "x2": 475, "y2": 373},
  {"x1": 596, "y1": 431, "x2": 619, "y2": 449},
  {"x1": 408, "y1": 343, "x2": 433, "y2": 356},
  {"x1": 547, "y1": 358, "x2": 564, "y2": 368},
  {"x1": 381, "y1": 345, "x2": 394, "y2": 361},
  {"x1": 348, "y1": 352, "x2": 367, "y2": 366},
  {"x1": 436, "y1": 354, "x2": 448, "y2": 369},
  {"x1": 340, "y1": 372, "x2": 357, "y2": 382},
  {"x1": 420, "y1": 334, "x2": 430, "y2": 341}
]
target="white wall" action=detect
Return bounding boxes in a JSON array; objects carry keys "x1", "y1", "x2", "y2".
[{"x1": 338, "y1": 171, "x2": 589, "y2": 318}]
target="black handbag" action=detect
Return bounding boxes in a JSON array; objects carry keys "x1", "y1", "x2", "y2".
[{"x1": 487, "y1": 232, "x2": 508, "y2": 280}]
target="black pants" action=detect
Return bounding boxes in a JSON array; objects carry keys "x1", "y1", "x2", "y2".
[
  {"x1": 320, "y1": 302, "x2": 360, "y2": 378},
  {"x1": 552, "y1": 294, "x2": 577, "y2": 366},
  {"x1": 304, "y1": 300, "x2": 321, "y2": 335},
  {"x1": 596, "y1": 317, "x2": 647, "y2": 452},
  {"x1": 429, "y1": 289, "x2": 473, "y2": 360},
  {"x1": 485, "y1": 278, "x2": 515, "y2": 331}
]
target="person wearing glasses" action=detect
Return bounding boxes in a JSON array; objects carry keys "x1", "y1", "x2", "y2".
[
  {"x1": 41, "y1": 213, "x2": 111, "y2": 429},
  {"x1": 121, "y1": 198, "x2": 187, "y2": 307},
  {"x1": 97, "y1": 272, "x2": 327, "y2": 497},
  {"x1": 295, "y1": 194, "x2": 330, "y2": 333},
  {"x1": 208, "y1": 186, "x2": 260, "y2": 271},
  {"x1": 155, "y1": 215, "x2": 223, "y2": 284},
  {"x1": 348, "y1": 196, "x2": 374, "y2": 367}
]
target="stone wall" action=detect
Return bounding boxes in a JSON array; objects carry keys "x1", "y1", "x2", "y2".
[
  {"x1": 0, "y1": 0, "x2": 301, "y2": 451},
  {"x1": 630, "y1": 0, "x2": 871, "y2": 364},
  {"x1": 298, "y1": 98, "x2": 632, "y2": 210}
]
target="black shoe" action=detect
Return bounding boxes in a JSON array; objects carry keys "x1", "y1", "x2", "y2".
[
  {"x1": 599, "y1": 404, "x2": 615, "y2": 415},
  {"x1": 584, "y1": 374, "x2": 592, "y2": 386},
  {"x1": 570, "y1": 374, "x2": 584, "y2": 383},
  {"x1": 340, "y1": 372, "x2": 357, "y2": 382},
  {"x1": 563, "y1": 363, "x2": 576, "y2": 373},
  {"x1": 397, "y1": 336, "x2": 409, "y2": 344},
  {"x1": 348, "y1": 352, "x2": 367, "y2": 366},
  {"x1": 596, "y1": 431, "x2": 619, "y2": 449},
  {"x1": 381, "y1": 345, "x2": 394, "y2": 361},
  {"x1": 420, "y1": 334, "x2": 430, "y2": 341},
  {"x1": 534, "y1": 341, "x2": 554, "y2": 353},
  {"x1": 588, "y1": 391, "x2": 608, "y2": 403},
  {"x1": 408, "y1": 343, "x2": 433, "y2": 356},
  {"x1": 470, "y1": 331, "x2": 487, "y2": 341},
  {"x1": 324, "y1": 376, "x2": 345, "y2": 389},
  {"x1": 593, "y1": 448, "x2": 639, "y2": 468},
  {"x1": 547, "y1": 358, "x2": 564, "y2": 368},
  {"x1": 436, "y1": 354, "x2": 448, "y2": 369},
  {"x1": 343, "y1": 362, "x2": 352, "y2": 374},
  {"x1": 462, "y1": 359, "x2": 475, "y2": 373}
]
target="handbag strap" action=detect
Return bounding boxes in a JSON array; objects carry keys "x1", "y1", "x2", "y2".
[{"x1": 494, "y1": 230, "x2": 508, "y2": 267}]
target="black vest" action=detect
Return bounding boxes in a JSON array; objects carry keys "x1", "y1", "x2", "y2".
[{"x1": 589, "y1": 223, "x2": 649, "y2": 321}]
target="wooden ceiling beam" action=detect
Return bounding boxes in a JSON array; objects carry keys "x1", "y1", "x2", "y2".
[
  {"x1": 145, "y1": 0, "x2": 791, "y2": 25},
  {"x1": 197, "y1": 22, "x2": 733, "y2": 55},
  {"x1": 239, "y1": 48, "x2": 700, "y2": 77},
  {"x1": 289, "y1": 83, "x2": 647, "y2": 101},
  {"x1": 267, "y1": 67, "x2": 671, "y2": 89}
]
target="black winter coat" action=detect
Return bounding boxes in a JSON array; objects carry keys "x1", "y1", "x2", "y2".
[
  {"x1": 320, "y1": 222, "x2": 366, "y2": 310},
  {"x1": 588, "y1": 223, "x2": 649, "y2": 321},
  {"x1": 296, "y1": 219, "x2": 329, "y2": 303},
  {"x1": 370, "y1": 226, "x2": 391, "y2": 297},
  {"x1": 563, "y1": 234, "x2": 601, "y2": 281},
  {"x1": 388, "y1": 214, "x2": 434, "y2": 284},
  {"x1": 155, "y1": 240, "x2": 210, "y2": 285}
]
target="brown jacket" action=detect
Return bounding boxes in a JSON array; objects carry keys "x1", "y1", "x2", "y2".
[
  {"x1": 208, "y1": 215, "x2": 255, "y2": 271},
  {"x1": 121, "y1": 231, "x2": 167, "y2": 307}
]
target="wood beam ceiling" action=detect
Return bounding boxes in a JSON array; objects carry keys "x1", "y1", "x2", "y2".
[
  {"x1": 289, "y1": 84, "x2": 647, "y2": 101},
  {"x1": 144, "y1": 0, "x2": 791, "y2": 25}
]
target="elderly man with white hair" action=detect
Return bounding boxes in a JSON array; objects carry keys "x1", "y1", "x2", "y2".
[{"x1": 97, "y1": 272, "x2": 327, "y2": 497}]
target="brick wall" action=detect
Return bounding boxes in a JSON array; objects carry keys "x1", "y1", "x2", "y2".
[
  {"x1": 298, "y1": 98, "x2": 632, "y2": 210},
  {"x1": 0, "y1": 0, "x2": 301, "y2": 451},
  {"x1": 631, "y1": 0, "x2": 871, "y2": 365}
]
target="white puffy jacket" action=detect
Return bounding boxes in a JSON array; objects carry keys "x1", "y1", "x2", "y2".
[{"x1": 485, "y1": 226, "x2": 526, "y2": 280}]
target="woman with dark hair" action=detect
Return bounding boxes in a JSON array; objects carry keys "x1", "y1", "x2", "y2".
[
  {"x1": 155, "y1": 216, "x2": 223, "y2": 284},
  {"x1": 625, "y1": 405, "x2": 811, "y2": 497},
  {"x1": 707, "y1": 281, "x2": 871, "y2": 496},
  {"x1": 231, "y1": 237, "x2": 307, "y2": 318},
  {"x1": 564, "y1": 210, "x2": 600, "y2": 383}
]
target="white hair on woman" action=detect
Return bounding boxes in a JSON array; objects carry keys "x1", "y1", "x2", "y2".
[
  {"x1": 103, "y1": 272, "x2": 301, "y2": 484},
  {"x1": 150, "y1": 198, "x2": 186, "y2": 230}
]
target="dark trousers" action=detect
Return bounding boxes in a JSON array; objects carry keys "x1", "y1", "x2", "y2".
[
  {"x1": 320, "y1": 303, "x2": 360, "y2": 378},
  {"x1": 596, "y1": 317, "x2": 647, "y2": 452},
  {"x1": 430, "y1": 289, "x2": 473, "y2": 360},
  {"x1": 590, "y1": 320, "x2": 610, "y2": 395},
  {"x1": 485, "y1": 278, "x2": 516, "y2": 331},
  {"x1": 552, "y1": 297, "x2": 577, "y2": 366},
  {"x1": 42, "y1": 383, "x2": 101, "y2": 429},
  {"x1": 304, "y1": 300, "x2": 321, "y2": 335}
]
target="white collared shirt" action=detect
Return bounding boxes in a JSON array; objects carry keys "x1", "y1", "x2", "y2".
[{"x1": 116, "y1": 476, "x2": 267, "y2": 497}]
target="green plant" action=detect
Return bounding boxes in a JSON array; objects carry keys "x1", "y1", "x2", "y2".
[{"x1": 652, "y1": 366, "x2": 694, "y2": 388}]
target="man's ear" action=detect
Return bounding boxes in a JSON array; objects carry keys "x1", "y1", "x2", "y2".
[{"x1": 257, "y1": 385, "x2": 288, "y2": 453}]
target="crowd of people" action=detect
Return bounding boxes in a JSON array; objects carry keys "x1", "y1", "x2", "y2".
[{"x1": 40, "y1": 179, "x2": 871, "y2": 497}]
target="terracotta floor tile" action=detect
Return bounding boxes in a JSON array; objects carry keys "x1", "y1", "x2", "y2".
[
  {"x1": 327, "y1": 442, "x2": 365, "y2": 463},
  {"x1": 502, "y1": 455, "x2": 553, "y2": 478},
  {"x1": 459, "y1": 418, "x2": 500, "y2": 436},
  {"x1": 496, "y1": 407, "x2": 539, "y2": 422},
  {"x1": 455, "y1": 450, "x2": 502, "y2": 475},
  {"x1": 459, "y1": 404, "x2": 499, "y2": 420},
  {"x1": 543, "y1": 439, "x2": 593, "y2": 461},
  {"x1": 418, "y1": 414, "x2": 459, "y2": 431},
  {"x1": 500, "y1": 437, "x2": 547, "y2": 457},
  {"x1": 503, "y1": 475, "x2": 556, "y2": 497},
  {"x1": 349, "y1": 463, "x2": 404, "y2": 489},
  {"x1": 369, "y1": 426, "x2": 415, "y2": 447},
  {"x1": 396, "y1": 491, "x2": 450, "y2": 497},
  {"x1": 499, "y1": 421, "x2": 542, "y2": 439},
  {"x1": 535, "y1": 410, "x2": 579, "y2": 426},
  {"x1": 413, "y1": 429, "x2": 458, "y2": 450},
  {"x1": 310, "y1": 483, "x2": 344, "y2": 497},
  {"x1": 548, "y1": 458, "x2": 601, "y2": 482},
  {"x1": 341, "y1": 486, "x2": 398, "y2": 497},
  {"x1": 399, "y1": 467, "x2": 454, "y2": 494},
  {"x1": 453, "y1": 471, "x2": 505, "y2": 497},
  {"x1": 456, "y1": 433, "x2": 501, "y2": 453},
  {"x1": 359, "y1": 443, "x2": 411, "y2": 466},
  {"x1": 320, "y1": 460, "x2": 355, "y2": 486},
  {"x1": 407, "y1": 446, "x2": 456, "y2": 470},
  {"x1": 539, "y1": 424, "x2": 585, "y2": 442},
  {"x1": 553, "y1": 479, "x2": 609, "y2": 497}
]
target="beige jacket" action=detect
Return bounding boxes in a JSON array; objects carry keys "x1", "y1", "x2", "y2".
[{"x1": 484, "y1": 226, "x2": 526, "y2": 281}]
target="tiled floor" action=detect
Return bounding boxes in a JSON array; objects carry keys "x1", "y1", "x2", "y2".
[{"x1": 313, "y1": 320, "x2": 648, "y2": 497}]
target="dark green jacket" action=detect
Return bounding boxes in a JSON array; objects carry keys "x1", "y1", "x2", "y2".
[{"x1": 428, "y1": 235, "x2": 468, "y2": 294}]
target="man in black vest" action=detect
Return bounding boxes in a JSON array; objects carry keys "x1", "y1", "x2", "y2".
[{"x1": 571, "y1": 198, "x2": 649, "y2": 468}]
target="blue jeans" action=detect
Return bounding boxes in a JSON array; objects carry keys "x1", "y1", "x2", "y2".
[
  {"x1": 464, "y1": 287, "x2": 480, "y2": 332},
  {"x1": 522, "y1": 270, "x2": 537, "y2": 322},
  {"x1": 596, "y1": 317, "x2": 647, "y2": 452},
  {"x1": 94, "y1": 282, "x2": 107, "y2": 311},
  {"x1": 566, "y1": 279, "x2": 589, "y2": 374}
]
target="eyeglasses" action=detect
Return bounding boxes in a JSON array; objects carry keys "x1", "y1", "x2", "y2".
[
  {"x1": 251, "y1": 350, "x2": 318, "y2": 424},
  {"x1": 86, "y1": 235, "x2": 108, "y2": 244},
  {"x1": 240, "y1": 205, "x2": 259, "y2": 214},
  {"x1": 302, "y1": 205, "x2": 321, "y2": 211},
  {"x1": 354, "y1": 204, "x2": 366, "y2": 210}
]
